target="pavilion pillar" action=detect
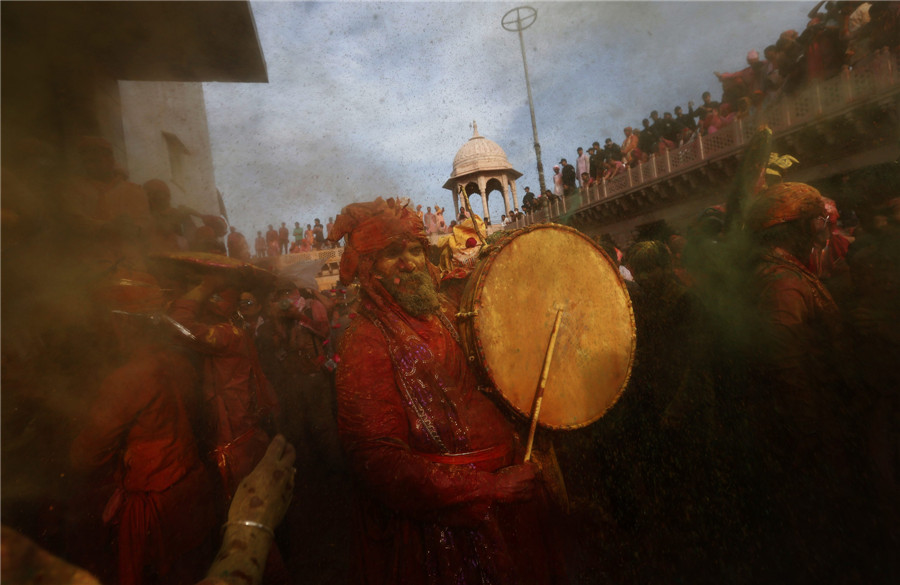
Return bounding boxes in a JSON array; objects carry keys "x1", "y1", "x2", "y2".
[{"x1": 500, "y1": 176, "x2": 512, "y2": 216}]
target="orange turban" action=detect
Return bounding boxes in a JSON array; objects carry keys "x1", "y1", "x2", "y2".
[
  {"x1": 745, "y1": 182, "x2": 825, "y2": 232},
  {"x1": 329, "y1": 197, "x2": 429, "y2": 286}
]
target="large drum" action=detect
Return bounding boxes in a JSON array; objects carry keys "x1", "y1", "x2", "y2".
[{"x1": 458, "y1": 224, "x2": 635, "y2": 429}]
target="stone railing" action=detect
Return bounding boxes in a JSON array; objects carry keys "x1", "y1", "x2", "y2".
[
  {"x1": 267, "y1": 246, "x2": 344, "y2": 275},
  {"x1": 508, "y1": 47, "x2": 899, "y2": 229}
]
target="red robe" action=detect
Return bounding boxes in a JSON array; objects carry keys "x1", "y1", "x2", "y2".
[
  {"x1": 169, "y1": 299, "x2": 279, "y2": 497},
  {"x1": 336, "y1": 300, "x2": 564, "y2": 585},
  {"x1": 70, "y1": 347, "x2": 215, "y2": 585}
]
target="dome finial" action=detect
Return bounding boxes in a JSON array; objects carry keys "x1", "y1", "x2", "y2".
[{"x1": 472, "y1": 120, "x2": 479, "y2": 137}]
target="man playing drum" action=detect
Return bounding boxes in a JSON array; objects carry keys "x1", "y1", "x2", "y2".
[{"x1": 329, "y1": 198, "x2": 564, "y2": 585}]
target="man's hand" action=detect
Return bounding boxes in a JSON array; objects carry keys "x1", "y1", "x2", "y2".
[
  {"x1": 228, "y1": 434, "x2": 296, "y2": 530},
  {"x1": 492, "y1": 463, "x2": 537, "y2": 503}
]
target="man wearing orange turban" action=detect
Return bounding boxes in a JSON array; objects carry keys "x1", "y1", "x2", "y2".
[
  {"x1": 742, "y1": 182, "x2": 861, "y2": 582},
  {"x1": 328, "y1": 198, "x2": 564, "y2": 585}
]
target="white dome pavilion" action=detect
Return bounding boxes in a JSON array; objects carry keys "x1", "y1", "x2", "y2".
[{"x1": 443, "y1": 122, "x2": 523, "y2": 223}]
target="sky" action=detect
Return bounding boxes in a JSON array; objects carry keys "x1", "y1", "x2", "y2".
[{"x1": 203, "y1": 1, "x2": 813, "y2": 236}]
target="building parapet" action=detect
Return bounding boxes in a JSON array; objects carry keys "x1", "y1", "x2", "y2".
[{"x1": 510, "y1": 48, "x2": 900, "y2": 231}]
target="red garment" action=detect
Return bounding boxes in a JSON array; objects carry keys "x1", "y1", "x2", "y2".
[
  {"x1": 70, "y1": 347, "x2": 215, "y2": 585},
  {"x1": 753, "y1": 247, "x2": 844, "y2": 441},
  {"x1": 169, "y1": 299, "x2": 279, "y2": 497},
  {"x1": 809, "y1": 230, "x2": 852, "y2": 278},
  {"x1": 336, "y1": 300, "x2": 563, "y2": 585}
]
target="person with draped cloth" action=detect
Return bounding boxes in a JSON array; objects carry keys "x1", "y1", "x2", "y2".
[{"x1": 328, "y1": 197, "x2": 565, "y2": 585}]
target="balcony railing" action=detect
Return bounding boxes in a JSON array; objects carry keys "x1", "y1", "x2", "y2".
[{"x1": 509, "y1": 48, "x2": 899, "y2": 228}]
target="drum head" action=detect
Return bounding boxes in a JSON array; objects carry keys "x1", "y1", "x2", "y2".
[{"x1": 461, "y1": 224, "x2": 635, "y2": 429}]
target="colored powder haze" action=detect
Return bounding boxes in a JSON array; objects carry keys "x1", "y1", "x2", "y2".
[{"x1": 203, "y1": 1, "x2": 811, "y2": 236}]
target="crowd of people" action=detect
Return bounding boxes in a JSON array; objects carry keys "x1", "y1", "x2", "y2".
[
  {"x1": 230, "y1": 204, "x2": 459, "y2": 261},
  {"x1": 523, "y1": 0, "x2": 900, "y2": 215},
  {"x1": 2, "y1": 133, "x2": 362, "y2": 585},
  {"x1": 3, "y1": 118, "x2": 899, "y2": 585},
  {"x1": 1, "y1": 2, "x2": 899, "y2": 584},
  {"x1": 548, "y1": 161, "x2": 900, "y2": 583}
]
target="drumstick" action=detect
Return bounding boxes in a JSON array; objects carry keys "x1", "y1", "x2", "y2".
[{"x1": 523, "y1": 308, "x2": 564, "y2": 462}]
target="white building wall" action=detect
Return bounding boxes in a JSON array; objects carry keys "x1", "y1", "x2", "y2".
[{"x1": 118, "y1": 81, "x2": 219, "y2": 215}]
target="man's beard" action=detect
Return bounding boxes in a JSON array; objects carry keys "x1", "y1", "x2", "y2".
[{"x1": 381, "y1": 271, "x2": 441, "y2": 318}]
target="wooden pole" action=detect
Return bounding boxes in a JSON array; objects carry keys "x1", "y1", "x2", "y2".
[{"x1": 523, "y1": 308, "x2": 564, "y2": 462}]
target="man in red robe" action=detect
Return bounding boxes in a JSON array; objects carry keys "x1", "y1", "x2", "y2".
[
  {"x1": 168, "y1": 265, "x2": 280, "y2": 500},
  {"x1": 742, "y1": 182, "x2": 869, "y2": 582},
  {"x1": 329, "y1": 198, "x2": 564, "y2": 585},
  {"x1": 70, "y1": 270, "x2": 216, "y2": 585}
]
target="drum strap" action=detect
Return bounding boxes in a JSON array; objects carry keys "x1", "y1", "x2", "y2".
[{"x1": 436, "y1": 311, "x2": 461, "y2": 345}]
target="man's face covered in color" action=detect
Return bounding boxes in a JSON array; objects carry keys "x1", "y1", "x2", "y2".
[{"x1": 373, "y1": 239, "x2": 440, "y2": 317}]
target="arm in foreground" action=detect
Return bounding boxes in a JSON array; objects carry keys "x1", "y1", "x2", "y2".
[{"x1": 198, "y1": 434, "x2": 296, "y2": 585}]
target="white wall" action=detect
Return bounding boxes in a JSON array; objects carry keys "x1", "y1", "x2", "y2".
[{"x1": 118, "y1": 81, "x2": 219, "y2": 215}]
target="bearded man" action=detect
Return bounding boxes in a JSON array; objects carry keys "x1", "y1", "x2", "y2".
[{"x1": 329, "y1": 198, "x2": 563, "y2": 585}]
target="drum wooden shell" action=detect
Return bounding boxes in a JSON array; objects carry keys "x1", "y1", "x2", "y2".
[{"x1": 458, "y1": 224, "x2": 635, "y2": 429}]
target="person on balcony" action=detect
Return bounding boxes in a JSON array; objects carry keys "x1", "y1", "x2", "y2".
[
  {"x1": 621, "y1": 127, "x2": 639, "y2": 165},
  {"x1": 278, "y1": 222, "x2": 290, "y2": 255},
  {"x1": 560, "y1": 158, "x2": 577, "y2": 196},
  {"x1": 326, "y1": 216, "x2": 336, "y2": 246},
  {"x1": 693, "y1": 91, "x2": 721, "y2": 124},
  {"x1": 553, "y1": 165, "x2": 564, "y2": 197},
  {"x1": 589, "y1": 142, "x2": 604, "y2": 180},
  {"x1": 580, "y1": 172, "x2": 595, "y2": 195},
  {"x1": 638, "y1": 119, "x2": 658, "y2": 157},
  {"x1": 650, "y1": 110, "x2": 675, "y2": 154},
  {"x1": 674, "y1": 104, "x2": 697, "y2": 133},
  {"x1": 266, "y1": 224, "x2": 279, "y2": 256},
  {"x1": 314, "y1": 218, "x2": 326, "y2": 250},
  {"x1": 522, "y1": 186, "x2": 536, "y2": 212},
  {"x1": 603, "y1": 138, "x2": 623, "y2": 164},
  {"x1": 602, "y1": 159, "x2": 626, "y2": 180},
  {"x1": 575, "y1": 147, "x2": 590, "y2": 188},
  {"x1": 255, "y1": 230, "x2": 266, "y2": 258}
]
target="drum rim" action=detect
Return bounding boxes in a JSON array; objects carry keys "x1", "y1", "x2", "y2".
[{"x1": 459, "y1": 222, "x2": 636, "y2": 430}]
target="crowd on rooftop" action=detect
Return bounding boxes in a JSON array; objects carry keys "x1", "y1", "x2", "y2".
[{"x1": 520, "y1": 1, "x2": 900, "y2": 216}]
